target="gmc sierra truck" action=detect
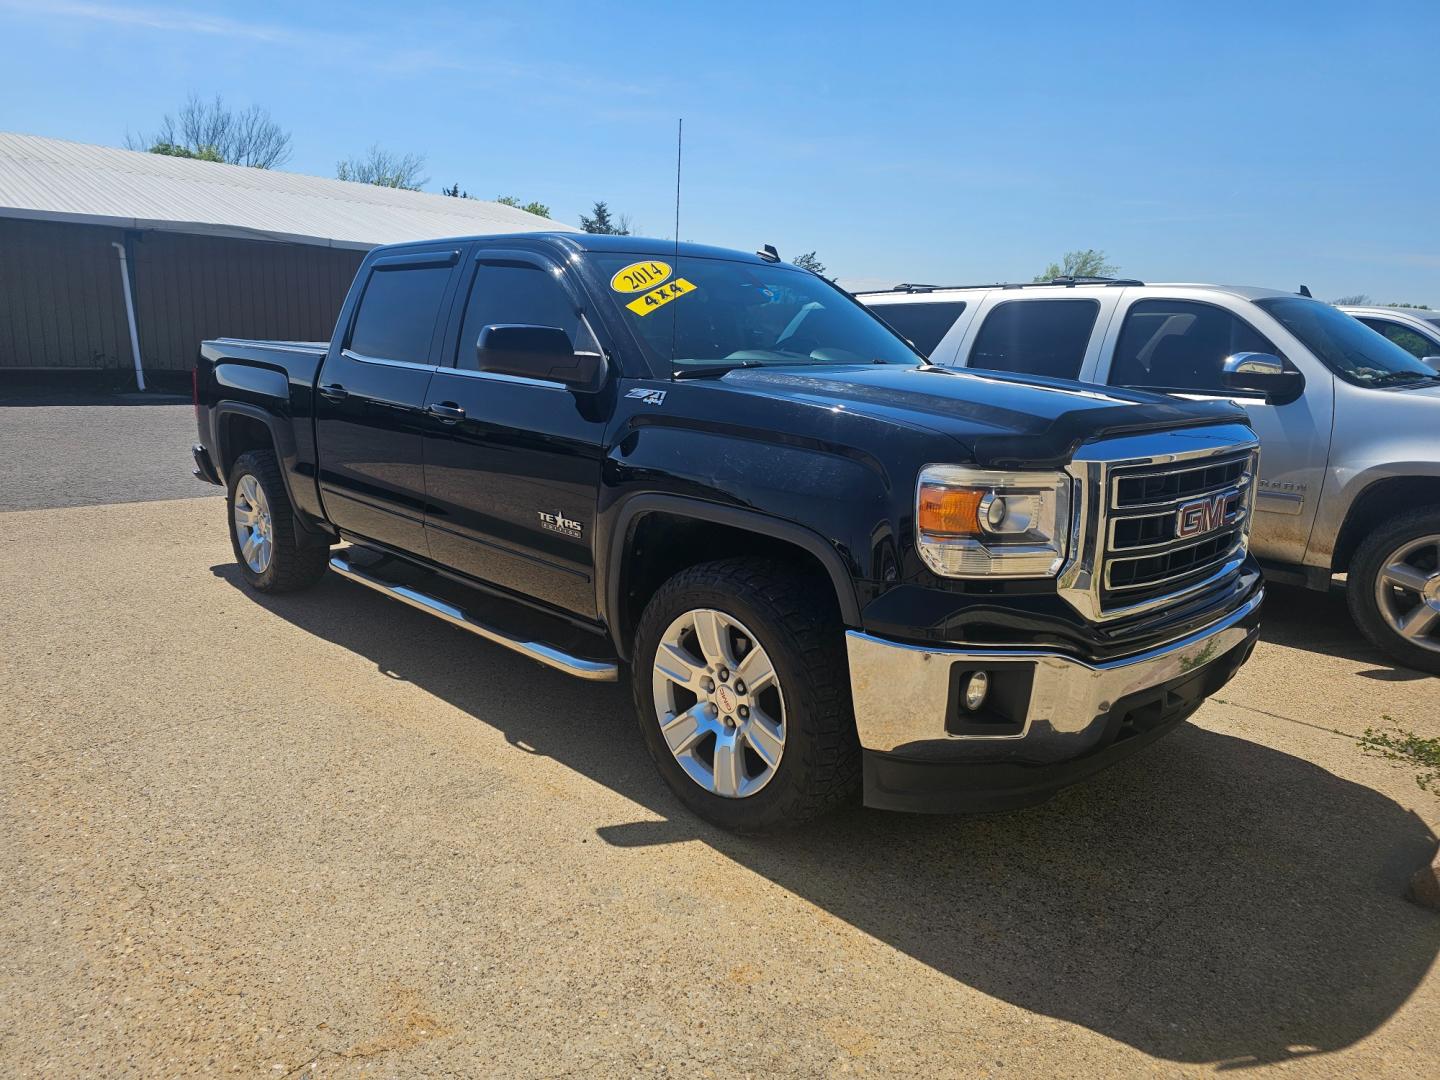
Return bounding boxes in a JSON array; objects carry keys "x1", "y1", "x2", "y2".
[{"x1": 192, "y1": 233, "x2": 1264, "y2": 831}]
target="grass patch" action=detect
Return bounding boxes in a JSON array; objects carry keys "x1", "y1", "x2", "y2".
[{"x1": 1358, "y1": 716, "x2": 1440, "y2": 795}]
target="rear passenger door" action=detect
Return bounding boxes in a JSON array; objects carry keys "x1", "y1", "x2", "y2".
[
  {"x1": 1095, "y1": 291, "x2": 1334, "y2": 565},
  {"x1": 957, "y1": 290, "x2": 1118, "y2": 382},
  {"x1": 314, "y1": 247, "x2": 462, "y2": 556}
]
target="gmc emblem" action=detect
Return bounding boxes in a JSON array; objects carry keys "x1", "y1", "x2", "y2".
[{"x1": 1176, "y1": 490, "x2": 1239, "y2": 540}]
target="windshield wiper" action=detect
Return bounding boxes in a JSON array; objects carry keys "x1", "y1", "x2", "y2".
[{"x1": 672, "y1": 361, "x2": 765, "y2": 379}]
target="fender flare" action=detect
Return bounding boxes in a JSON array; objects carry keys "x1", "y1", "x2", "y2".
[
  {"x1": 602, "y1": 493, "x2": 862, "y2": 659},
  {"x1": 212, "y1": 401, "x2": 330, "y2": 540}
]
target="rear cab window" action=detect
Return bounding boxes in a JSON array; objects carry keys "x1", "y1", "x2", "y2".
[
  {"x1": 967, "y1": 299, "x2": 1099, "y2": 380},
  {"x1": 871, "y1": 301, "x2": 967, "y2": 357},
  {"x1": 347, "y1": 261, "x2": 455, "y2": 365}
]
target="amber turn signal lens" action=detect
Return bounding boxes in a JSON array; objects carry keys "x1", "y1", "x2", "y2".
[{"x1": 918, "y1": 484, "x2": 984, "y2": 536}]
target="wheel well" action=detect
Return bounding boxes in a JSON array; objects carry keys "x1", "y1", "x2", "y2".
[
  {"x1": 1333, "y1": 476, "x2": 1440, "y2": 572},
  {"x1": 615, "y1": 512, "x2": 845, "y2": 652},
  {"x1": 218, "y1": 413, "x2": 276, "y2": 479}
]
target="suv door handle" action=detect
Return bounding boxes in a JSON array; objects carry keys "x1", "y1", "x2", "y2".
[
  {"x1": 426, "y1": 401, "x2": 466, "y2": 423},
  {"x1": 318, "y1": 382, "x2": 348, "y2": 401}
]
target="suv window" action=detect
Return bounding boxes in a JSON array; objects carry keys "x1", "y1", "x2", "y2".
[
  {"x1": 968, "y1": 299, "x2": 1098, "y2": 380},
  {"x1": 874, "y1": 301, "x2": 966, "y2": 357},
  {"x1": 347, "y1": 265, "x2": 452, "y2": 365},
  {"x1": 456, "y1": 262, "x2": 591, "y2": 370},
  {"x1": 1110, "y1": 299, "x2": 1275, "y2": 394},
  {"x1": 1357, "y1": 317, "x2": 1438, "y2": 360}
]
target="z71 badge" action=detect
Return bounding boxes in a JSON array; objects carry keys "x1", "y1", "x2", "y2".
[{"x1": 625, "y1": 388, "x2": 667, "y2": 406}]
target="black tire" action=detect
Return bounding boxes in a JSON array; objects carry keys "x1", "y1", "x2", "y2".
[
  {"x1": 226, "y1": 449, "x2": 330, "y2": 594},
  {"x1": 1347, "y1": 506, "x2": 1440, "y2": 676},
  {"x1": 631, "y1": 558, "x2": 861, "y2": 832}
]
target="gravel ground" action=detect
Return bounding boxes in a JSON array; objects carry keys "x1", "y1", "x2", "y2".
[
  {"x1": 0, "y1": 394, "x2": 207, "y2": 511},
  {"x1": 2, "y1": 494, "x2": 1438, "y2": 1078}
]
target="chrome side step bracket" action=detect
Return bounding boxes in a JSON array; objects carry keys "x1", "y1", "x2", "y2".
[{"x1": 328, "y1": 554, "x2": 619, "y2": 682}]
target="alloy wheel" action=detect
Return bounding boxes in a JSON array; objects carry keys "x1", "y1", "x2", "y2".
[
  {"x1": 1373, "y1": 532, "x2": 1440, "y2": 655},
  {"x1": 233, "y1": 474, "x2": 274, "y2": 574},
  {"x1": 651, "y1": 608, "x2": 786, "y2": 798}
]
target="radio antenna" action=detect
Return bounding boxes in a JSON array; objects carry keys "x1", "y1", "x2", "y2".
[{"x1": 669, "y1": 117, "x2": 683, "y2": 379}]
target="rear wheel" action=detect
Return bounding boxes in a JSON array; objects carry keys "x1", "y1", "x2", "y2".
[
  {"x1": 632, "y1": 559, "x2": 860, "y2": 832},
  {"x1": 226, "y1": 449, "x2": 330, "y2": 593},
  {"x1": 1348, "y1": 508, "x2": 1440, "y2": 675}
]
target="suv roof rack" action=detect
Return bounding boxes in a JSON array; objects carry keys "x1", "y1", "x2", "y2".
[{"x1": 856, "y1": 276, "x2": 1145, "y2": 296}]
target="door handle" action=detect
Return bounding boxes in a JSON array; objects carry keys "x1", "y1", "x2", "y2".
[
  {"x1": 318, "y1": 382, "x2": 348, "y2": 401},
  {"x1": 427, "y1": 401, "x2": 466, "y2": 423}
]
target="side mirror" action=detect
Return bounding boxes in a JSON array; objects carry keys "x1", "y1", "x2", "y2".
[
  {"x1": 1422, "y1": 356, "x2": 1440, "y2": 372},
  {"x1": 1221, "y1": 352, "x2": 1304, "y2": 405},
  {"x1": 475, "y1": 324, "x2": 603, "y2": 391}
]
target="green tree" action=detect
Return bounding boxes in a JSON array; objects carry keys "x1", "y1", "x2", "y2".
[
  {"x1": 1332, "y1": 294, "x2": 1372, "y2": 305},
  {"x1": 792, "y1": 251, "x2": 828, "y2": 277},
  {"x1": 336, "y1": 146, "x2": 428, "y2": 190},
  {"x1": 147, "y1": 142, "x2": 224, "y2": 162},
  {"x1": 496, "y1": 195, "x2": 552, "y2": 218},
  {"x1": 580, "y1": 200, "x2": 632, "y2": 235},
  {"x1": 1034, "y1": 249, "x2": 1119, "y2": 282},
  {"x1": 1387, "y1": 302, "x2": 1432, "y2": 310},
  {"x1": 126, "y1": 94, "x2": 290, "y2": 168},
  {"x1": 442, "y1": 183, "x2": 472, "y2": 199}
]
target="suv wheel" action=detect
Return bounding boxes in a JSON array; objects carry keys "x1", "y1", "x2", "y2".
[
  {"x1": 226, "y1": 449, "x2": 330, "y2": 593},
  {"x1": 631, "y1": 559, "x2": 860, "y2": 832},
  {"x1": 1348, "y1": 507, "x2": 1440, "y2": 675}
]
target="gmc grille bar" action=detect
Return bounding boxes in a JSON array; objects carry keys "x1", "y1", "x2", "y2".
[{"x1": 1057, "y1": 427, "x2": 1260, "y2": 624}]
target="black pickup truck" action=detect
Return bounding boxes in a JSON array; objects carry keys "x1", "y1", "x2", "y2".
[{"x1": 192, "y1": 232, "x2": 1264, "y2": 831}]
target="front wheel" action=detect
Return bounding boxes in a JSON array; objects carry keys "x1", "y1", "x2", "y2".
[
  {"x1": 1347, "y1": 508, "x2": 1440, "y2": 675},
  {"x1": 631, "y1": 559, "x2": 861, "y2": 832},
  {"x1": 226, "y1": 449, "x2": 330, "y2": 593}
]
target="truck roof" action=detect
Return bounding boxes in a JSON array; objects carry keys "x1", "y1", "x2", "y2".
[{"x1": 370, "y1": 230, "x2": 782, "y2": 267}]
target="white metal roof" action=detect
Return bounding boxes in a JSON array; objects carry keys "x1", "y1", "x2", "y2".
[{"x1": 0, "y1": 132, "x2": 575, "y2": 249}]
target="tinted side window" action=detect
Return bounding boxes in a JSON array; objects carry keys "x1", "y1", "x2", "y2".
[
  {"x1": 347, "y1": 265, "x2": 453, "y2": 365},
  {"x1": 456, "y1": 263, "x2": 586, "y2": 370},
  {"x1": 1110, "y1": 299, "x2": 1275, "y2": 393},
  {"x1": 1359, "y1": 317, "x2": 1436, "y2": 359},
  {"x1": 875, "y1": 301, "x2": 966, "y2": 357},
  {"x1": 969, "y1": 299, "x2": 1098, "y2": 380}
]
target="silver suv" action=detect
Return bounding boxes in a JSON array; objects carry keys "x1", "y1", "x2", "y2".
[{"x1": 859, "y1": 279, "x2": 1440, "y2": 673}]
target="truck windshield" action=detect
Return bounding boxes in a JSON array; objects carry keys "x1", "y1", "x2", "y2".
[
  {"x1": 1254, "y1": 296, "x2": 1440, "y2": 387},
  {"x1": 593, "y1": 254, "x2": 923, "y2": 375}
]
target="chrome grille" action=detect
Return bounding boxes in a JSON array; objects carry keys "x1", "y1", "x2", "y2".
[
  {"x1": 1057, "y1": 426, "x2": 1260, "y2": 624},
  {"x1": 1101, "y1": 450, "x2": 1254, "y2": 608}
]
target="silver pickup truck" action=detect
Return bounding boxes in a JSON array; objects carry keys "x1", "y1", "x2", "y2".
[{"x1": 860, "y1": 279, "x2": 1440, "y2": 673}]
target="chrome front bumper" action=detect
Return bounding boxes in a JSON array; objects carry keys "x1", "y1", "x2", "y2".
[{"x1": 846, "y1": 588, "x2": 1263, "y2": 767}]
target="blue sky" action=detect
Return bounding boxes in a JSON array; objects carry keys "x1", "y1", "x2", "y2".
[{"x1": 2, "y1": 1, "x2": 1436, "y2": 302}]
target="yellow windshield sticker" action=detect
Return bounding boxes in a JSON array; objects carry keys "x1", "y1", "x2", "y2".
[
  {"x1": 626, "y1": 278, "x2": 696, "y2": 316},
  {"x1": 610, "y1": 260, "x2": 672, "y2": 294}
]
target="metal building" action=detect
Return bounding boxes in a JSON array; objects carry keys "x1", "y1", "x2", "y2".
[{"x1": 0, "y1": 133, "x2": 570, "y2": 384}]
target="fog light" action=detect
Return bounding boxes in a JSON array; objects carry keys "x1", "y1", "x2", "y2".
[{"x1": 963, "y1": 671, "x2": 989, "y2": 712}]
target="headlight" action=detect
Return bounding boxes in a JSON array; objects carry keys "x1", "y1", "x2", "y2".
[{"x1": 916, "y1": 464, "x2": 1072, "y2": 578}]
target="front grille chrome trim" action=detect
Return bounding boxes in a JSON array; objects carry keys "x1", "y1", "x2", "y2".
[{"x1": 1056, "y1": 425, "x2": 1260, "y2": 624}]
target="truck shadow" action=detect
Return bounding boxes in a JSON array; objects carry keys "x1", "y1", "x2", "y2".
[
  {"x1": 213, "y1": 563, "x2": 1440, "y2": 1069},
  {"x1": 1259, "y1": 582, "x2": 1433, "y2": 681}
]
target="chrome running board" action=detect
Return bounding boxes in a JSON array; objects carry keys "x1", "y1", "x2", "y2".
[{"x1": 328, "y1": 554, "x2": 619, "y2": 682}]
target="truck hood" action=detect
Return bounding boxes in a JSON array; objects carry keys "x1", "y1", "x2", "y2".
[{"x1": 717, "y1": 364, "x2": 1248, "y2": 468}]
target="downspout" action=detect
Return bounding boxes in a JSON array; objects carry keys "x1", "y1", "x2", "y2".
[{"x1": 110, "y1": 240, "x2": 146, "y2": 391}]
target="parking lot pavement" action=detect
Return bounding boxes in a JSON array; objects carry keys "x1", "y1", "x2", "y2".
[
  {"x1": 2, "y1": 493, "x2": 1438, "y2": 1078},
  {"x1": 0, "y1": 394, "x2": 212, "y2": 511}
]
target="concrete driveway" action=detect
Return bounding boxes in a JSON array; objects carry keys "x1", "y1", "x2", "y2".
[{"x1": 2, "y1": 400, "x2": 1437, "y2": 1077}]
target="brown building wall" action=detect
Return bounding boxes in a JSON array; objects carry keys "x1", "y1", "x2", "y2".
[{"x1": 0, "y1": 217, "x2": 365, "y2": 372}]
